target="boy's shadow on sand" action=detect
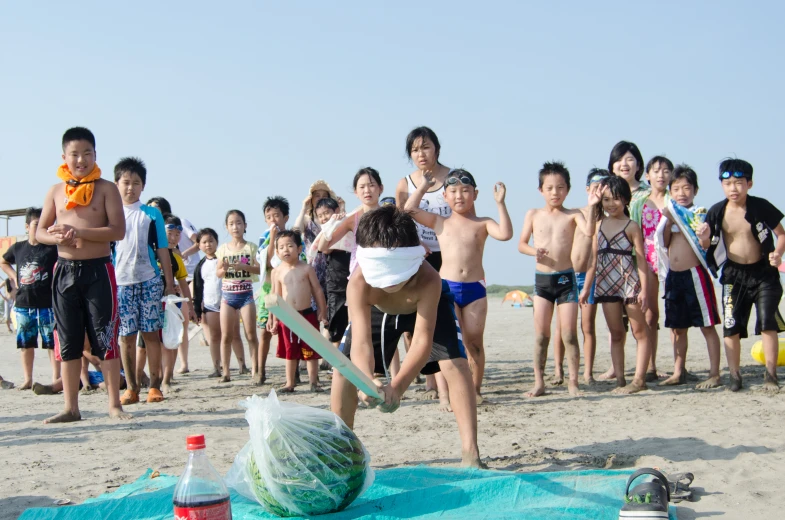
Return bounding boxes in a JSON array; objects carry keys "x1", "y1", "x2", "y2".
[
  {"x1": 0, "y1": 495, "x2": 59, "y2": 520},
  {"x1": 570, "y1": 436, "x2": 772, "y2": 463}
]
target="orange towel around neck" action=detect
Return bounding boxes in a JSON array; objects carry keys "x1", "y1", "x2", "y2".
[{"x1": 56, "y1": 163, "x2": 102, "y2": 209}]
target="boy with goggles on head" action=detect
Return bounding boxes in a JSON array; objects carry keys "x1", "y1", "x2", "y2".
[
  {"x1": 404, "y1": 169, "x2": 513, "y2": 405},
  {"x1": 703, "y1": 158, "x2": 785, "y2": 392}
]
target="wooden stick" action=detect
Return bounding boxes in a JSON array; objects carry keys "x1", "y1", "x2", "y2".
[{"x1": 265, "y1": 294, "x2": 382, "y2": 399}]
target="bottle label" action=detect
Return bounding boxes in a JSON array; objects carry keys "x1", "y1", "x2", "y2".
[{"x1": 174, "y1": 500, "x2": 231, "y2": 520}]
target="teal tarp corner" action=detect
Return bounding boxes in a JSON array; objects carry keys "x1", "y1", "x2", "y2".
[{"x1": 19, "y1": 467, "x2": 677, "y2": 519}]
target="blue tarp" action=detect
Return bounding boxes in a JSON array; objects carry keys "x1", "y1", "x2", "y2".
[{"x1": 19, "y1": 467, "x2": 677, "y2": 519}]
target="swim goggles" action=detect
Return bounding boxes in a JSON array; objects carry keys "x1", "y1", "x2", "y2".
[
  {"x1": 720, "y1": 171, "x2": 747, "y2": 179},
  {"x1": 380, "y1": 197, "x2": 396, "y2": 207},
  {"x1": 165, "y1": 224, "x2": 183, "y2": 231},
  {"x1": 587, "y1": 174, "x2": 608, "y2": 186},
  {"x1": 445, "y1": 175, "x2": 476, "y2": 187}
]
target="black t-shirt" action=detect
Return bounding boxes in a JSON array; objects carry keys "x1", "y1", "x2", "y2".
[
  {"x1": 2, "y1": 241, "x2": 58, "y2": 308},
  {"x1": 705, "y1": 195, "x2": 784, "y2": 276}
]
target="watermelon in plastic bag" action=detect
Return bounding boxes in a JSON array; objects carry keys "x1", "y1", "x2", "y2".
[{"x1": 225, "y1": 390, "x2": 373, "y2": 517}]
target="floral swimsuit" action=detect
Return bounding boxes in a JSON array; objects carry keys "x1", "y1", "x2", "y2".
[{"x1": 641, "y1": 204, "x2": 663, "y2": 274}]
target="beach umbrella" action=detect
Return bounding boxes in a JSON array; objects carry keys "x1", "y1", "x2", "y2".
[{"x1": 501, "y1": 290, "x2": 531, "y2": 305}]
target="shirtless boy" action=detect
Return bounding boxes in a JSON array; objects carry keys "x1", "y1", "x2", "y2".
[
  {"x1": 551, "y1": 169, "x2": 607, "y2": 385},
  {"x1": 35, "y1": 127, "x2": 130, "y2": 423},
  {"x1": 518, "y1": 162, "x2": 599, "y2": 397},
  {"x1": 332, "y1": 206, "x2": 481, "y2": 467},
  {"x1": 268, "y1": 230, "x2": 328, "y2": 392},
  {"x1": 659, "y1": 165, "x2": 722, "y2": 389},
  {"x1": 404, "y1": 169, "x2": 513, "y2": 404},
  {"x1": 703, "y1": 159, "x2": 785, "y2": 392}
]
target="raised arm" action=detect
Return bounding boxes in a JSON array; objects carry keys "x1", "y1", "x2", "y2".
[
  {"x1": 485, "y1": 182, "x2": 513, "y2": 241},
  {"x1": 325, "y1": 213, "x2": 356, "y2": 249},
  {"x1": 574, "y1": 183, "x2": 601, "y2": 237},
  {"x1": 403, "y1": 171, "x2": 441, "y2": 230},
  {"x1": 292, "y1": 196, "x2": 311, "y2": 233}
]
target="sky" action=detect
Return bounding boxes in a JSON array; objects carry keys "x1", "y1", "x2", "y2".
[{"x1": 1, "y1": 1, "x2": 783, "y2": 285}]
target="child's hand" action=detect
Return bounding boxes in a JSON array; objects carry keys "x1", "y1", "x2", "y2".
[
  {"x1": 189, "y1": 308, "x2": 197, "y2": 322},
  {"x1": 579, "y1": 288, "x2": 589, "y2": 305},
  {"x1": 302, "y1": 195, "x2": 312, "y2": 209},
  {"x1": 222, "y1": 258, "x2": 230, "y2": 270},
  {"x1": 266, "y1": 318, "x2": 277, "y2": 334},
  {"x1": 493, "y1": 182, "x2": 506, "y2": 203},
  {"x1": 423, "y1": 242, "x2": 432, "y2": 257},
  {"x1": 165, "y1": 284, "x2": 176, "y2": 297},
  {"x1": 769, "y1": 252, "x2": 782, "y2": 268},
  {"x1": 587, "y1": 183, "x2": 602, "y2": 206},
  {"x1": 696, "y1": 222, "x2": 710, "y2": 242},
  {"x1": 422, "y1": 170, "x2": 436, "y2": 188},
  {"x1": 638, "y1": 293, "x2": 648, "y2": 313},
  {"x1": 535, "y1": 248, "x2": 549, "y2": 261},
  {"x1": 317, "y1": 309, "x2": 327, "y2": 324}
]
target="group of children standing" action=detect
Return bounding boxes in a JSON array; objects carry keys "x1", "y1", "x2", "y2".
[
  {"x1": 521, "y1": 141, "x2": 784, "y2": 399},
  {"x1": 1, "y1": 126, "x2": 782, "y2": 432}
]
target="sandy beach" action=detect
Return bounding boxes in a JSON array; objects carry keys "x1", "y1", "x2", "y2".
[{"x1": 1, "y1": 296, "x2": 784, "y2": 519}]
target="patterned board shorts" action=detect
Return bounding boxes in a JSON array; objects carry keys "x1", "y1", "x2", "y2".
[
  {"x1": 15, "y1": 307, "x2": 55, "y2": 349},
  {"x1": 117, "y1": 277, "x2": 164, "y2": 336}
]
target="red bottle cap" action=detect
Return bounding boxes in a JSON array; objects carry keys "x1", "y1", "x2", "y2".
[{"x1": 186, "y1": 434, "x2": 206, "y2": 450}]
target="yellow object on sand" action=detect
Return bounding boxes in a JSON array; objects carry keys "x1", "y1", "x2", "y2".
[{"x1": 750, "y1": 338, "x2": 785, "y2": 366}]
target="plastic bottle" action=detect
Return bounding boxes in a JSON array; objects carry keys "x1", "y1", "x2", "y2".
[{"x1": 173, "y1": 434, "x2": 232, "y2": 520}]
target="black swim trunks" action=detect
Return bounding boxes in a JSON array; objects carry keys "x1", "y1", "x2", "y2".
[
  {"x1": 340, "y1": 280, "x2": 466, "y2": 376},
  {"x1": 720, "y1": 259, "x2": 785, "y2": 338},
  {"x1": 52, "y1": 257, "x2": 120, "y2": 362},
  {"x1": 534, "y1": 269, "x2": 579, "y2": 305}
]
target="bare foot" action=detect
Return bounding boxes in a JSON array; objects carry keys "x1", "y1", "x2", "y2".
[
  {"x1": 162, "y1": 383, "x2": 174, "y2": 395},
  {"x1": 44, "y1": 410, "x2": 81, "y2": 424},
  {"x1": 476, "y1": 393, "x2": 484, "y2": 405},
  {"x1": 612, "y1": 380, "x2": 647, "y2": 395},
  {"x1": 583, "y1": 373, "x2": 596, "y2": 385},
  {"x1": 728, "y1": 373, "x2": 743, "y2": 392},
  {"x1": 17, "y1": 380, "x2": 32, "y2": 391},
  {"x1": 696, "y1": 375, "x2": 722, "y2": 390},
  {"x1": 461, "y1": 452, "x2": 485, "y2": 468},
  {"x1": 310, "y1": 383, "x2": 324, "y2": 393},
  {"x1": 659, "y1": 372, "x2": 687, "y2": 386},
  {"x1": 568, "y1": 381, "x2": 583, "y2": 397},
  {"x1": 419, "y1": 389, "x2": 438, "y2": 400},
  {"x1": 437, "y1": 394, "x2": 452, "y2": 413},
  {"x1": 176, "y1": 367, "x2": 190, "y2": 375},
  {"x1": 239, "y1": 365, "x2": 250, "y2": 375},
  {"x1": 0, "y1": 379, "x2": 14, "y2": 390},
  {"x1": 109, "y1": 407, "x2": 133, "y2": 420},
  {"x1": 278, "y1": 386, "x2": 295, "y2": 393},
  {"x1": 80, "y1": 386, "x2": 95, "y2": 395},
  {"x1": 525, "y1": 383, "x2": 546, "y2": 398},
  {"x1": 547, "y1": 372, "x2": 564, "y2": 386},
  {"x1": 220, "y1": 376, "x2": 231, "y2": 383},
  {"x1": 207, "y1": 370, "x2": 221, "y2": 378},
  {"x1": 32, "y1": 382, "x2": 56, "y2": 395},
  {"x1": 597, "y1": 367, "x2": 615, "y2": 381},
  {"x1": 763, "y1": 371, "x2": 780, "y2": 393}
]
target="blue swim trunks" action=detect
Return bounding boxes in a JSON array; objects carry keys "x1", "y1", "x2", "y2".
[
  {"x1": 117, "y1": 276, "x2": 164, "y2": 336},
  {"x1": 444, "y1": 279, "x2": 487, "y2": 308},
  {"x1": 223, "y1": 290, "x2": 255, "y2": 311},
  {"x1": 15, "y1": 307, "x2": 55, "y2": 349},
  {"x1": 574, "y1": 271, "x2": 596, "y2": 305}
]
